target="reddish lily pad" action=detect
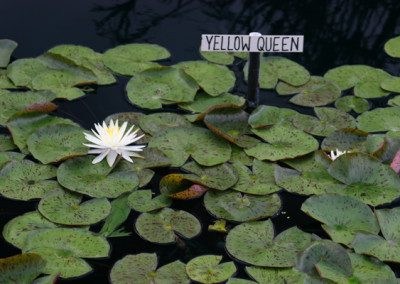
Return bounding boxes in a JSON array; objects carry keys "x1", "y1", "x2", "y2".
[
  {"x1": 186, "y1": 255, "x2": 236, "y2": 284},
  {"x1": 248, "y1": 105, "x2": 298, "y2": 128},
  {"x1": 127, "y1": 190, "x2": 172, "y2": 212},
  {"x1": 0, "y1": 253, "x2": 46, "y2": 283},
  {"x1": 160, "y1": 174, "x2": 209, "y2": 199},
  {"x1": 357, "y1": 107, "x2": 400, "y2": 132},
  {"x1": 0, "y1": 39, "x2": 17, "y2": 67},
  {"x1": 334, "y1": 96, "x2": 370, "y2": 114},
  {"x1": 139, "y1": 112, "x2": 193, "y2": 136}
]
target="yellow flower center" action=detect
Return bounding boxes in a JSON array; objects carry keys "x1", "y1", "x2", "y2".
[{"x1": 106, "y1": 126, "x2": 119, "y2": 137}]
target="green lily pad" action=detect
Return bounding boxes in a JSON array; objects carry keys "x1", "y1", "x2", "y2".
[
  {"x1": 349, "y1": 253, "x2": 397, "y2": 282},
  {"x1": 204, "y1": 107, "x2": 259, "y2": 148},
  {"x1": 245, "y1": 56, "x2": 310, "y2": 89},
  {"x1": 334, "y1": 96, "x2": 370, "y2": 114},
  {"x1": 57, "y1": 156, "x2": 139, "y2": 198},
  {"x1": 110, "y1": 253, "x2": 189, "y2": 284},
  {"x1": 200, "y1": 49, "x2": 235, "y2": 65},
  {"x1": 229, "y1": 144, "x2": 253, "y2": 166},
  {"x1": 204, "y1": 190, "x2": 281, "y2": 222},
  {"x1": 0, "y1": 39, "x2": 17, "y2": 67},
  {"x1": 291, "y1": 107, "x2": 356, "y2": 137},
  {"x1": 174, "y1": 60, "x2": 235, "y2": 96},
  {"x1": 327, "y1": 152, "x2": 400, "y2": 206},
  {"x1": 276, "y1": 76, "x2": 341, "y2": 107},
  {"x1": 275, "y1": 151, "x2": 341, "y2": 195},
  {"x1": 0, "y1": 151, "x2": 25, "y2": 170},
  {"x1": 128, "y1": 190, "x2": 172, "y2": 212},
  {"x1": 103, "y1": 43, "x2": 170, "y2": 76},
  {"x1": 248, "y1": 105, "x2": 298, "y2": 128},
  {"x1": 384, "y1": 35, "x2": 400, "y2": 58},
  {"x1": 232, "y1": 160, "x2": 281, "y2": 195},
  {"x1": 31, "y1": 274, "x2": 60, "y2": 284},
  {"x1": 47, "y1": 44, "x2": 116, "y2": 85},
  {"x1": 353, "y1": 232, "x2": 400, "y2": 263},
  {"x1": 0, "y1": 160, "x2": 58, "y2": 200},
  {"x1": 381, "y1": 77, "x2": 400, "y2": 93},
  {"x1": 245, "y1": 266, "x2": 307, "y2": 284},
  {"x1": 0, "y1": 70, "x2": 15, "y2": 89},
  {"x1": 0, "y1": 134, "x2": 16, "y2": 151},
  {"x1": 245, "y1": 123, "x2": 319, "y2": 161},
  {"x1": 226, "y1": 278, "x2": 257, "y2": 284},
  {"x1": 388, "y1": 95, "x2": 400, "y2": 107},
  {"x1": 149, "y1": 127, "x2": 231, "y2": 167},
  {"x1": 226, "y1": 219, "x2": 312, "y2": 267},
  {"x1": 104, "y1": 112, "x2": 150, "y2": 144},
  {"x1": 6, "y1": 58, "x2": 49, "y2": 87},
  {"x1": 375, "y1": 207, "x2": 400, "y2": 243},
  {"x1": 126, "y1": 67, "x2": 199, "y2": 109},
  {"x1": 0, "y1": 253, "x2": 46, "y2": 283},
  {"x1": 372, "y1": 137, "x2": 400, "y2": 164},
  {"x1": 324, "y1": 65, "x2": 391, "y2": 99},
  {"x1": 357, "y1": 107, "x2": 400, "y2": 132},
  {"x1": 159, "y1": 174, "x2": 209, "y2": 199},
  {"x1": 139, "y1": 112, "x2": 193, "y2": 136},
  {"x1": 186, "y1": 255, "x2": 236, "y2": 284},
  {"x1": 301, "y1": 194, "x2": 379, "y2": 247},
  {"x1": 27, "y1": 124, "x2": 88, "y2": 164},
  {"x1": 135, "y1": 208, "x2": 201, "y2": 244},
  {"x1": 38, "y1": 188, "x2": 111, "y2": 225}
]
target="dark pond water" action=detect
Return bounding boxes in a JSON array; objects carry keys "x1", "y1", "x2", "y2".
[{"x1": 1, "y1": 0, "x2": 400, "y2": 282}]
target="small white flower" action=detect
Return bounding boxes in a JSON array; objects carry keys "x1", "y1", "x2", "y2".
[
  {"x1": 329, "y1": 149, "x2": 349, "y2": 161},
  {"x1": 83, "y1": 119, "x2": 145, "y2": 167}
]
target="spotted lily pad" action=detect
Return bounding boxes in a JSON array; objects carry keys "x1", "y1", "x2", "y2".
[
  {"x1": 248, "y1": 105, "x2": 298, "y2": 128},
  {"x1": 174, "y1": 60, "x2": 235, "y2": 96},
  {"x1": 126, "y1": 67, "x2": 199, "y2": 109},
  {"x1": 276, "y1": 76, "x2": 341, "y2": 107},
  {"x1": 357, "y1": 107, "x2": 400, "y2": 132},
  {"x1": 7, "y1": 58, "x2": 49, "y2": 87},
  {"x1": 159, "y1": 174, "x2": 209, "y2": 199},
  {"x1": 204, "y1": 190, "x2": 281, "y2": 222},
  {"x1": 186, "y1": 255, "x2": 236, "y2": 284},
  {"x1": 0, "y1": 39, "x2": 17, "y2": 67},
  {"x1": 353, "y1": 232, "x2": 400, "y2": 263},
  {"x1": 57, "y1": 156, "x2": 139, "y2": 198},
  {"x1": 375, "y1": 208, "x2": 400, "y2": 244},
  {"x1": 372, "y1": 137, "x2": 400, "y2": 165},
  {"x1": 128, "y1": 190, "x2": 172, "y2": 212},
  {"x1": 103, "y1": 43, "x2": 170, "y2": 76},
  {"x1": 327, "y1": 152, "x2": 400, "y2": 206},
  {"x1": 204, "y1": 107, "x2": 259, "y2": 148},
  {"x1": 149, "y1": 127, "x2": 231, "y2": 167},
  {"x1": 245, "y1": 123, "x2": 319, "y2": 161},
  {"x1": 334, "y1": 96, "x2": 370, "y2": 114},
  {"x1": 0, "y1": 253, "x2": 46, "y2": 283},
  {"x1": 135, "y1": 208, "x2": 201, "y2": 244},
  {"x1": 245, "y1": 266, "x2": 307, "y2": 284},
  {"x1": 245, "y1": 56, "x2": 310, "y2": 89},
  {"x1": 38, "y1": 188, "x2": 111, "y2": 225},
  {"x1": 110, "y1": 253, "x2": 189, "y2": 284},
  {"x1": 324, "y1": 65, "x2": 391, "y2": 99},
  {"x1": 349, "y1": 253, "x2": 397, "y2": 282},
  {"x1": 226, "y1": 219, "x2": 312, "y2": 267},
  {"x1": 200, "y1": 49, "x2": 235, "y2": 65},
  {"x1": 179, "y1": 92, "x2": 246, "y2": 114},
  {"x1": 291, "y1": 107, "x2": 356, "y2": 137},
  {"x1": 232, "y1": 160, "x2": 281, "y2": 195},
  {"x1": 384, "y1": 35, "x2": 400, "y2": 58},
  {"x1": 0, "y1": 134, "x2": 16, "y2": 151},
  {"x1": 301, "y1": 194, "x2": 379, "y2": 247},
  {"x1": 139, "y1": 112, "x2": 193, "y2": 136},
  {"x1": 0, "y1": 151, "x2": 25, "y2": 170},
  {"x1": 0, "y1": 70, "x2": 15, "y2": 89},
  {"x1": 0, "y1": 160, "x2": 58, "y2": 200},
  {"x1": 229, "y1": 144, "x2": 253, "y2": 166},
  {"x1": 104, "y1": 112, "x2": 150, "y2": 143}
]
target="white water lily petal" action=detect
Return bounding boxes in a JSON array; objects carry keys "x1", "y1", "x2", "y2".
[
  {"x1": 92, "y1": 149, "x2": 110, "y2": 164},
  {"x1": 106, "y1": 150, "x2": 118, "y2": 167}
]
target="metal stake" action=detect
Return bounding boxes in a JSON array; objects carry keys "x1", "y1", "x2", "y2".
[{"x1": 247, "y1": 32, "x2": 261, "y2": 110}]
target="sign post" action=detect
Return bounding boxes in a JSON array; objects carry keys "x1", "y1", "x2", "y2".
[{"x1": 201, "y1": 33, "x2": 304, "y2": 109}]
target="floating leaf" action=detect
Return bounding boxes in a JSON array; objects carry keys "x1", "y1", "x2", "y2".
[
  {"x1": 372, "y1": 137, "x2": 400, "y2": 164},
  {"x1": 38, "y1": 188, "x2": 111, "y2": 225},
  {"x1": 0, "y1": 134, "x2": 16, "y2": 151},
  {"x1": 248, "y1": 105, "x2": 298, "y2": 128},
  {"x1": 200, "y1": 49, "x2": 235, "y2": 65},
  {"x1": 0, "y1": 39, "x2": 18, "y2": 67},
  {"x1": 0, "y1": 253, "x2": 46, "y2": 283},
  {"x1": 384, "y1": 35, "x2": 400, "y2": 58},
  {"x1": 128, "y1": 190, "x2": 172, "y2": 212},
  {"x1": 349, "y1": 253, "x2": 397, "y2": 282},
  {"x1": 353, "y1": 232, "x2": 400, "y2": 263},
  {"x1": 135, "y1": 208, "x2": 201, "y2": 244},
  {"x1": 0, "y1": 70, "x2": 15, "y2": 89},
  {"x1": 381, "y1": 77, "x2": 400, "y2": 93},
  {"x1": 7, "y1": 58, "x2": 49, "y2": 87},
  {"x1": 174, "y1": 60, "x2": 235, "y2": 96},
  {"x1": 245, "y1": 266, "x2": 307, "y2": 284},
  {"x1": 229, "y1": 144, "x2": 253, "y2": 166},
  {"x1": 105, "y1": 112, "x2": 150, "y2": 143},
  {"x1": 357, "y1": 107, "x2": 400, "y2": 132},
  {"x1": 99, "y1": 193, "x2": 131, "y2": 237},
  {"x1": 110, "y1": 253, "x2": 190, "y2": 284},
  {"x1": 0, "y1": 151, "x2": 25, "y2": 170},
  {"x1": 57, "y1": 156, "x2": 139, "y2": 198},
  {"x1": 208, "y1": 219, "x2": 228, "y2": 233},
  {"x1": 139, "y1": 112, "x2": 193, "y2": 136},
  {"x1": 149, "y1": 127, "x2": 231, "y2": 167},
  {"x1": 204, "y1": 190, "x2": 281, "y2": 222},
  {"x1": 186, "y1": 255, "x2": 236, "y2": 284},
  {"x1": 276, "y1": 76, "x2": 341, "y2": 107},
  {"x1": 160, "y1": 174, "x2": 209, "y2": 199},
  {"x1": 321, "y1": 128, "x2": 379, "y2": 153},
  {"x1": 103, "y1": 43, "x2": 170, "y2": 76},
  {"x1": 126, "y1": 67, "x2": 199, "y2": 109},
  {"x1": 0, "y1": 160, "x2": 58, "y2": 201},
  {"x1": 388, "y1": 95, "x2": 400, "y2": 107},
  {"x1": 31, "y1": 274, "x2": 60, "y2": 284},
  {"x1": 226, "y1": 278, "x2": 256, "y2": 284},
  {"x1": 334, "y1": 96, "x2": 370, "y2": 114},
  {"x1": 375, "y1": 207, "x2": 400, "y2": 243}
]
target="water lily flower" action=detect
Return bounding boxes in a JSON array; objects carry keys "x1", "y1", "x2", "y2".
[
  {"x1": 83, "y1": 119, "x2": 145, "y2": 167},
  {"x1": 329, "y1": 149, "x2": 349, "y2": 161}
]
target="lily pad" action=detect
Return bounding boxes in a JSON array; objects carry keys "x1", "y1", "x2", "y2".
[
  {"x1": 245, "y1": 123, "x2": 319, "y2": 161},
  {"x1": 327, "y1": 152, "x2": 400, "y2": 206},
  {"x1": 384, "y1": 35, "x2": 400, "y2": 58},
  {"x1": 0, "y1": 253, "x2": 46, "y2": 283},
  {"x1": 245, "y1": 56, "x2": 310, "y2": 89},
  {"x1": 0, "y1": 134, "x2": 16, "y2": 151},
  {"x1": 115, "y1": 147, "x2": 171, "y2": 172},
  {"x1": 276, "y1": 76, "x2": 341, "y2": 107},
  {"x1": 334, "y1": 96, "x2": 370, "y2": 114},
  {"x1": 353, "y1": 232, "x2": 400, "y2": 263},
  {"x1": 186, "y1": 255, "x2": 236, "y2": 284},
  {"x1": 110, "y1": 253, "x2": 189, "y2": 284},
  {"x1": 0, "y1": 70, "x2": 15, "y2": 89},
  {"x1": 245, "y1": 266, "x2": 307, "y2": 284},
  {"x1": 248, "y1": 105, "x2": 298, "y2": 128},
  {"x1": 103, "y1": 43, "x2": 170, "y2": 76},
  {"x1": 104, "y1": 112, "x2": 150, "y2": 143},
  {"x1": 375, "y1": 207, "x2": 400, "y2": 244},
  {"x1": 372, "y1": 137, "x2": 400, "y2": 164},
  {"x1": 174, "y1": 60, "x2": 235, "y2": 96},
  {"x1": 349, "y1": 253, "x2": 397, "y2": 282},
  {"x1": 7, "y1": 58, "x2": 49, "y2": 87},
  {"x1": 301, "y1": 194, "x2": 379, "y2": 247},
  {"x1": 0, "y1": 151, "x2": 25, "y2": 170},
  {"x1": 0, "y1": 160, "x2": 58, "y2": 201},
  {"x1": 225, "y1": 219, "x2": 312, "y2": 267},
  {"x1": 57, "y1": 156, "x2": 139, "y2": 198},
  {"x1": 135, "y1": 208, "x2": 201, "y2": 244},
  {"x1": 127, "y1": 190, "x2": 172, "y2": 212},
  {"x1": 126, "y1": 67, "x2": 199, "y2": 109},
  {"x1": 291, "y1": 107, "x2": 356, "y2": 137},
  {"x1": 149, "y1": 127, "x2": 231, "y2": 167},
  {"x1": 200, "y1": 49, "x2": 235, "y2": 65},
  {"x1": 321, "y1": 128, "x2": 379, "y2": 153},
  {"x1": 204, "y1": 190, "x2": 281, "y2": 222},
  {"x1": 388, "y1": 95, "x2": 400, "y2": 107},
  {"x1": 38, "y1": 188, "x2": 111, "y2": 225},
  {"x1": 27, "y1": 124, "x2": 88, "y2": 164},
  {"x1": 159, "y1": 174, "x2": 209, "y2": 199},
  {"x1": 204, "y1": 107, "x2": 259, "y2": 148},
  {"x1": 139, "y1": 112, "x2": 193, "y2": 136},
  {"x1": 232, "y1": 160, "x2": 281, "y2": 195},
  {"x1": 324, "y1": 65, "x2": 391, "y2": 99},
  {"x1": 357, "y1": 107, "x2": 400, "y2": 132},
  {"x1": 0, "y1": 39, "x2": 18, "y2": 67},
  {"x1": 229, "y1": 144, "x2": 253, "y2": 166},
  {"x1": 381, "y1": 77, "x2": 400, "y2": 93}
]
